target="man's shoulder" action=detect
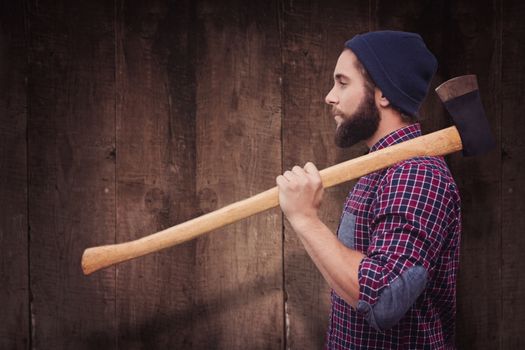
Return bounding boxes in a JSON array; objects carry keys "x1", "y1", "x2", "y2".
[
  {"x1": 375, "y1": 156, "x2": 461, "y2": 214},
  {"x1": 381, "y1": 156, "x2": 458, "y2": 191}
]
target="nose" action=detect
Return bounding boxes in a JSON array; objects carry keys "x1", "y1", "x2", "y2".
[{"x1": 325, "y1": 85, "x2": 338, "y2": 105}]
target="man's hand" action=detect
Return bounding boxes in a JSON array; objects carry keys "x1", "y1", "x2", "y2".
[{"x1": 276, "y1": 162, "x2": 324, "y2": 226}]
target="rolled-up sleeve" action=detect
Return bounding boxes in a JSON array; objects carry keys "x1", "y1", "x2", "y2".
[{"x1": 355, "y1": 162, "x2": 455, "y2": 331}]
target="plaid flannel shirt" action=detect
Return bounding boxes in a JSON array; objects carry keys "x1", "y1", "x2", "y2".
[{"x1": 325, "y1": 123, "x2": 461, "y2": 349}]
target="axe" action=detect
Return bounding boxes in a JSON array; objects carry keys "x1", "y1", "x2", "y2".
[{"x1": 81, "y1": 74, "x2": 495, "y2": 275}]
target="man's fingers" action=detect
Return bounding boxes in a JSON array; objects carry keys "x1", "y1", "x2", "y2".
[
  {"x1": 279, "y1": 164, "x2": 319, "y2": 186},
  {"x1": 276, "y1": 174, "x2": 286, "y2": 183},
  {"x1": 292, "y1": 165, "x2": 307, "y2": 176},
  {"x1": 304, "y1": 162, "x2": 323, "y2": 187},
  {"x1": 304, "y1": 162, "x2": 321, "y2": 178},
  {"x1": 304, "y1": 162, "x2": 319, "y2": 175},
  {"x1": 283, "y1": 170, "x2": 295, "y2": 181}
]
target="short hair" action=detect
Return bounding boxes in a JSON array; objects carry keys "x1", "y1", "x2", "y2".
[{"x1": 352, "y1": 55, "x2": 419, "y2": 124}]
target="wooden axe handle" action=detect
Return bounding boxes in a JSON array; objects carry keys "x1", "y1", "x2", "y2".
[{"x1": 81, "y1": 126, "x2": 462, "y2": 275}]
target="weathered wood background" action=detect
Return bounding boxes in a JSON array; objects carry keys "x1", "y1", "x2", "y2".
[{"x1": 1, "y1": 0, "x2": 524, "y2": 349}]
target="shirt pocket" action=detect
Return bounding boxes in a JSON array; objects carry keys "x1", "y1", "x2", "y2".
[{"x1": 337, "y1": 211, "x2": 356, "y2": 249}]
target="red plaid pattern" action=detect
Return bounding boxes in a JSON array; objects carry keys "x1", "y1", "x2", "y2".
[{"x1": 325, "y1": 124, "x2": 461, "y2": 349}]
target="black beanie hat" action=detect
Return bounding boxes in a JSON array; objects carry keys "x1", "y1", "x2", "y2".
[{"x1": 345, "y1": 31, "x2": 438, "y2": 117}]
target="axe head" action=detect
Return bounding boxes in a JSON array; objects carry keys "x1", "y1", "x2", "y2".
[{"x1": 435, "y1": 75, "x2": 496, "y2": 157}]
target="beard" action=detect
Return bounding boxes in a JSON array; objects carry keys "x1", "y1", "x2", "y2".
[{"x1": 333, "y1": 88, "x2": 380, "y2": 148}]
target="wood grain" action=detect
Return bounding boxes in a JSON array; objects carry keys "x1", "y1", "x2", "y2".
[
  {"x1": 0, "y1": 1, "x2": 29, "y2": 348},
  {"x1": 28, "y1": 0, "x2": 117, "y2": 347},
  {"x1": 114, "y1": 0, "x2": 198, "y2": 348},
  {"x1": 192, "y1": 0, "x2": 283, "y2": 348},
  {"x1": 501, "y1": 0, "x2": 525, "y2": 347}
]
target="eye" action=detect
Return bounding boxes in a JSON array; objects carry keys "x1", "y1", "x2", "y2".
[{"x1": 338, "y1": 80, "x2": 348, "y2": 86}]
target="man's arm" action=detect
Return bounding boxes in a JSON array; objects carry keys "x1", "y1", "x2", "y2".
[
  {"x1": 276, "y1": 162, "x2": 365, "y2": 307},
  {"x1": 278, "y1": 160, "x2": 457, "y2": 331}
]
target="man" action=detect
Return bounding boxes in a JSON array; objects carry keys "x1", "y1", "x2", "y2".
[{"x1": 276, "y1": 31, "x2": 461, "y2": 349}]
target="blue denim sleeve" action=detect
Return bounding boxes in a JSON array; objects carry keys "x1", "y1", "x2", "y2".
[{"x1": 357, "y1": 265, "x2": 428, "y2": 331}]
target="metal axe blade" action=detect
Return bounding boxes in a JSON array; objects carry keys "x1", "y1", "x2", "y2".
[{"x1": 436, "y1": 75, "x2": 496, "y2": 156}]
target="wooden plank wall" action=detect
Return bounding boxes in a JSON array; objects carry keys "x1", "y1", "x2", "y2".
[
  {"x1": 0, "y1": 1, "x2": 29, "y2": 348},
  {"x1": 114, "y1": 0, "x2": 197, "y2": 348},
  {"x1": 27, "y1": 1, "x2": 118, "y2": 348},
  {"x1": 501, "y1": 0, "x2": 525, "y2": 348},
  {"x1": 1, "y1": 0, "x2": 525, "y2": 349},
  {"x1": 192, "y1": 0, "x2": 283, "y2": 348}
]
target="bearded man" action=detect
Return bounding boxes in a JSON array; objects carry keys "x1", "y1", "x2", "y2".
[{"x1": 276, "y1": 31, "x2": 461, "y2": 349}]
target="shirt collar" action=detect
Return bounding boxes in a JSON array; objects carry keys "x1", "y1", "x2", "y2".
[{"x1": 369, "y1": 123, "x2": 422, "y2": 153}]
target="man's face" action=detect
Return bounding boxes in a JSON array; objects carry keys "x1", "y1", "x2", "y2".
[{"x1": 325, "y1": 49, "x2": 380, "y2": 148}]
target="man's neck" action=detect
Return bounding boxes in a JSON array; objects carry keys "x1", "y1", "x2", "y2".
[{"x1": 365, "y1": 112, "x2": 412, "y2": 149}]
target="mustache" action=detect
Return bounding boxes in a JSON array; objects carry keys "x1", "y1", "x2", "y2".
[{"x1": 331, "y1": 106, "x2": 344, "y2": 117}]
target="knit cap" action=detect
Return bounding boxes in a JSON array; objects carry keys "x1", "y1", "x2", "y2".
[{"x1": 345, "y1": 31, "x2": 438, "y2": 117}]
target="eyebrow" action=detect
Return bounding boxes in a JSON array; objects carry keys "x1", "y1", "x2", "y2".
[{"x1": 334, "y1": 73, "x2": 350, "y2": 81}]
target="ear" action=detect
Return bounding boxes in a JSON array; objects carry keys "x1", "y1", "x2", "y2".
[{"x1": 374, "y1": 88, "x2": 390, "y2": 108}]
